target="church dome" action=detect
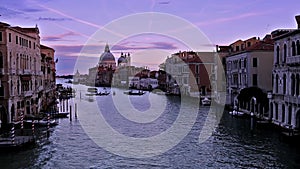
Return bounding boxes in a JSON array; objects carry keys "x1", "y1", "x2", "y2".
[
  {"x1": 118, "y1": 56, "x2": 127, "y2": 65},
  {"x1": 101, "y1": 52, "x2": 115, "y2": 62},
  {"x1": 99, "y1": 44, "x2": 115, "y2": 63}
]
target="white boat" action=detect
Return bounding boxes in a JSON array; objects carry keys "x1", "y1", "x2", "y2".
[
  {"x1": 229, "y1": 110, "x2": 244, "y2": 116},
  {"x1": 201, "y1": 97, "x2": 211, "y2": 106},
  {"x1": 24, "y1": 119, "x2": 58, "y2": 127}
]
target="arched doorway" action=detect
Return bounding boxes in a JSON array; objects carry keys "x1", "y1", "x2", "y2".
[
  {"x1": 296, "y1": 109, "x2": 300, "y2": 129},
  {"x1": 0, "y1": 106, "x2": 8, "y2": 125},
  {"x1": 26, "y1": 101, "x2": 30, "y2": 115},
  {"x1": 11, "y1": 104, "x2": 15, "y2": 122}
]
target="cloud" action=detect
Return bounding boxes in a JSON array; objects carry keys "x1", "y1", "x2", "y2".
[
  {"x1": 158, "y1": 1, "x2": 170, "y2": 5},
  {"x1": 0, "y1": 6, "x2": 22, "y2": 18},
  {"x1": 196, "y1": 12, "x2": 266, "y2": 26},
  {"x1": 38, "y1": 17, "x2": 72, "y2": 21},
  {"x1": 111, "y1": 41, "x2": 178, "y2": 51},
  {"x1": 42, "y1": 31, "x2": 79, "y2": 41},
  {"x1": 21, "y1": 7, "x2": 44, "y2": 13}
]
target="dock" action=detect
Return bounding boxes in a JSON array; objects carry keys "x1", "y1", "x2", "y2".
[{"x1": 0, "y1": 136, "x2": 35, "y2": 151}]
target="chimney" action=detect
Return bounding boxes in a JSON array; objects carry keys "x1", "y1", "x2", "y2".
[{"x1": 296, "y1": 15, "x2": 300, "y2": 29}]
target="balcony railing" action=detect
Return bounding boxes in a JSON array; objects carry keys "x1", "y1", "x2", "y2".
[
  {"x1": 284, "y1": 95, "x2": 300, "y2": 104},
  {"x1": 23, "y1": 69, "x2": 32, "y2": 75},
  {"x1": 286, "y1": 55, "x2": 300, "y2": 65},
  {"x1": 23, "y1": 91, "x2": 33, "y2": 97},
  {"x1": 9, "y1": 69, "x2": 16, "y2": 74}
]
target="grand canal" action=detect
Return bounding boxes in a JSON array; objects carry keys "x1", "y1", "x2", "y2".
[{"x1": 1, "y1": 79, "x2": 300, "y2": 168}]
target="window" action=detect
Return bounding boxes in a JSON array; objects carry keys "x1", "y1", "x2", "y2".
[
  {"x1": 253, "y1": 74, "x2": 257, "y2": 86},
  {"x1": 282, "y1": 104, "x2": 285, "y2": 123},
  {"x1": 247, "y1": 42, "x2": 251, "y2": 47},
  {"x1": 0, "y1": 32, "x2": 2, "y2": 41},
  {"x1": 236, "y1": 46, "x2": 240, "y2": 51},
  {"x1": 196, "y1": 77, "x2": 199, "y2": 84},
  {"x1": 8, "y1": 33, "x2": 11, "y2": 42},
  {"x1": 276, "y1": 46, "x2": 280, "y2": 63},
  {"x1": 0, "y1": 52, "x2": 3, "y2": 69},
  {"x1": 34, "y1": 42, "x2": 36, "y2": 49},
  {"x1": 292, "y1": 41, "x2": 296, "y2": 56},
  {"x1": 19, "y1": 37, "x2": 22, "y2": 46},
  {"x1": 195, "y1": 65, "x2": 199, "y2": 74},
  {"x1": 253, "y1": 58, "x2": 257, "y2": 67},
  {"x1": 297, "y1": 40, "x2": 300, "y2": 55},
  {"x1": 29, "y1": 41, "x2": 31, "y2": 48},
  {"x1": 283, "y1": 74, "x2": 286, "y2": 94},
  {"x1": 0, "y1": 84, "x2": 4, "y2": 97},
  {"x1": 283, "y1": 44, "x2": 287, "y2": 63},
  {"x1": 244, "y1": 59, "x2": 247, "y2": 68},
  {"x1": 16, "y1": 36, "x2": 18, "y2": 44}
]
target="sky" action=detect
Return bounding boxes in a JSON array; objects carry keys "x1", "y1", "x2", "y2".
[{"x1": 0, "y1": 0, "x2": 299, "y2": 75}]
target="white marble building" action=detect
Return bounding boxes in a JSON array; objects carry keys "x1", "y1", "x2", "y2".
[{"x1": 270, "y1": 15, "x2": 300, "y2": 129}]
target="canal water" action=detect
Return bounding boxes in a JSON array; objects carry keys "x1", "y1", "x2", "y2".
[{"x1": 1, "y1": 79, "x2": 300, "y2": 168}]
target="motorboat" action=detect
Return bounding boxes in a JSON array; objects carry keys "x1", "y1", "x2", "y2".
[
  {"x1": 86, "y1": 88, "x2": 98, "y2": 95},
  {"x1": 52, "y1": 112, "x2": 69, "y2": 118},
  {"x1": 24, "y1": 118, "x2": 58, "y2": 127},
  {"x1": 201, "y1": 97, "x2": 211, "y2": 106},
  {"x1": 229, "y1": 110, "x2": 245, "y2": 116},
  {"x1": 123, "y1": 90, "x2": 145, "y2": 95}
]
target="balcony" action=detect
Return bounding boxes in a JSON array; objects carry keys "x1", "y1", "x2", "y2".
[
  {"x1": 23, "y1": 69, "x2": 33, "y2": 75},
  {"x1": 37, "y1": 86, "x2": 43, "y2": 92},
  {"x1": 286, "y1": 55, "x2": 300, "y2": 66},
  {"x1": 23, "y1": 91, "x2": 33, "y2": 97},
  {"x1": 9, "y1": 69, "x2": 16, "y2": 75},
  {"x1": 284, "y1": 95, "x2": 300, "y2": 104}
]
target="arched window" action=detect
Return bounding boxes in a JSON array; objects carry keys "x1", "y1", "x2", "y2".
[
  {"x1": 297, "y1": 40, "x2": 300, "y2": 55},
  {"x1": 288, "y1": 106, "x2": 292, "y2": 125},
  {"x1": 276, "y1": 46, "x2": 280, "y2": 64},
  {"x1": 292, "y1": 41, "x2": 296, "y2": 56},
  {"x1": 291, "y1": 74, "x2": 295, "y2": 96},
  {"x1": 283, "y1": 44, "x2": 287, "y2": 63},
  {"x1": 297, "y1": 74, "x2": 300, "y2": 96},
  {"x1": 283, "y1": 74, "x2": 287, "y2": 94},
  {"x1": 0, "y1": 52, "x2": 3, "y2": 68},
  {"x1": 282, "y1": 104, "x2": 285, "y2": 123},
  {"x1": 276, "y1": 74, "x2": 279, "y2": 93},
  {"x1": 275, "y1": 103, "x2": 278, "y2": 120}
]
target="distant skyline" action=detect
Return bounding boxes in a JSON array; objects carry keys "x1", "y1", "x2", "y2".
[{"x1": 1, "y1": 0, "x2": 299, "y2": 75}]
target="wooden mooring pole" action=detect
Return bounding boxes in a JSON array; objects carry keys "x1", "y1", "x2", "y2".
[
  {"x1": 70, "y1": 105, "x2": 72, "y2": 121},
  {"x1": 75, "y1": 103, "x2": 77, "y2": 119}
]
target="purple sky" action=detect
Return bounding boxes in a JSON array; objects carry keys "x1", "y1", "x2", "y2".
[{"x1": 1, "y1": 0, "x2": 299, "y2": 75}]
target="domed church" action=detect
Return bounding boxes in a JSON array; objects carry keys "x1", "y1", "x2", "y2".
[
  {"x1": 99, "y1": 43, "x2": 116, "y2": 69},
  {"x1": 88, "y1": 43, "x2": 116, "y2": 86},
  {"x1": 117, "y1": 52, "x2": 131, "y2": 67}
]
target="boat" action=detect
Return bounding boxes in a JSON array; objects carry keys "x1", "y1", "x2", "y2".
[
  {"x1": 86, "y1": 88, "x2": 98, "y2": 95},
  {"x1": 229, "y1": 110, "x2": 245, "y2": 116},
  {"x1": 123, "y1": 90, "x2": 145, "y2": 95},
  {"x1": 52, "y1": 112, "x2": 69, "y2": 118},
  {"x1": 201, "y1": 97, "x2": 211, "y2": 106},
  {"x1": 95, "y1": 91, "x2": 110, "y2": 96},
  {"x1": 24, "y1": 119, "x2": 58, "y2": 127}
]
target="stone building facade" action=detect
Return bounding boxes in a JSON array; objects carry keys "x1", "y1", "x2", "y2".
[
  {"x1": 164, "y1": 51, "x2": 214, "y2": 96},
  {"x1": 224, "y1": 35, "x2": 274, "y2": 112},
  {"x1": 0, "y1": 22, "x2": 56, "y2": 126},
  {"x1": 269, "y1": 15, "x2": 300, "y2": 129}
]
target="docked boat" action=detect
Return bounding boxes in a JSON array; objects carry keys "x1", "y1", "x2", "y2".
[
  {"x1": 24, "y1": 119, "x2": 58, "y2": 127},
  {"x1": 123, "y1": 90, "x2": 145, "y2": 95},
  {"x1": 86, "y1": 88, "x2": 98, "y2": 95},
  {"x1": 229, "y1": 110, "x2": 245, "y2": 116},
  {"x1": 52, "y1": 112, "x2": 69, "y2": 118},
  {"x1": 201, "y1": 97, "x2": 211, "y2": 106}
]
